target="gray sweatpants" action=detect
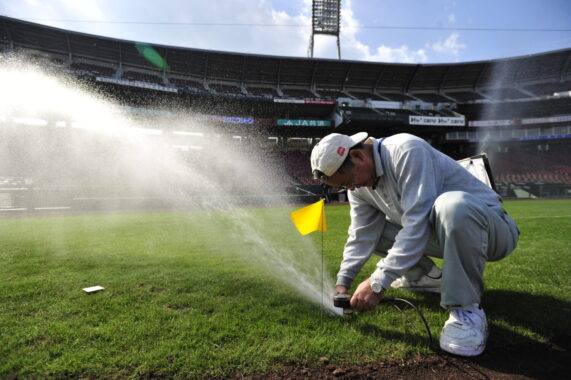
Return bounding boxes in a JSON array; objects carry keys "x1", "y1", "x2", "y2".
[{"x1": 374, "y1": 191, "x2": 519, "y2": 308}]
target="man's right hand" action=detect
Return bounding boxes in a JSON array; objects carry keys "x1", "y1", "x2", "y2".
[{"x1": 335, "y1": 285, "x2": 348, "y2": 295}]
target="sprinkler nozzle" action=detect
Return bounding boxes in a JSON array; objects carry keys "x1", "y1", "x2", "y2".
[{"x1": 333, "y1": 294, "x2": 353, "y2": 314}]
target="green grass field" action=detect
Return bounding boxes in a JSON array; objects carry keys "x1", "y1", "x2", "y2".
[{"x1": 1, "y1": 199, "x2": 570, "y2": 378}]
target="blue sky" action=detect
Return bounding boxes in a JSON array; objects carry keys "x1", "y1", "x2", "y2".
[{"x1": 1, "y1": 0, "x2": 570, "y2": 63}]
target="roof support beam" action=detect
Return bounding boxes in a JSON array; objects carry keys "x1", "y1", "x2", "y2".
[
  {"x1": 474, "y1": 62, "x2": 488, "y2": 91},
  {"x1": 439, "y1": 92, "x2": 462, "y2": 103},
  {"x1": 440, "y1": 92, "x2": 461, "y2": 103},
  {"x1": 203, "y1": 55, "x2": 209, "y2": 89},
  {"x1": 310, "y1": 61, "x2": 319, "y2": 92},
  {"x1": 276, "y1": 59, "x2": 283, "y2": 96},
  {"x1": 65, "y1": 33, "x2": 72, "y2": 63},
  {"x1": 560, "y1": 52, "x2": 571, "y2": 82},
  {"x1": 472, "y1": 62, "x2": 494, "y2": 101},
  {"x1": 2, "y1": 19, "x2": 13, "y2": 49},
  {"x1": 343, "y1": 63, "x2": 353, "y2": 91},
  {"x1": 240, "y1": 56, "x2": 247, "y2": 94},
  {"x1": 373, "y1": 66, "x2": 386, "y2": 93},
  {"x1": 277, "y1": 59, "x2": 282, "y2": 87},
  {"x1": 118, "y1": 42, "x2": 123, "y2": 69},
  {"x1": 163, "y1": 49, "x2": 169, "y2": 77},
  {"x1": 240, "y1": 55, "x2": 246, "y2": 85},
  {"x1": 404, "y1": 64, "x2": 420, "y2": 95},
  {"x1": 515, "y1": 86, "x2": 536, "y2": 97},
  {"x1": 475, "y1": 90, "x2": 494, "y2": 102},
  {"x1": 436, "y1": 66, "x2": 462, "y2": 102},
  {"x1": 438, "y1": 66, "x2": 451, "y2": 95}
]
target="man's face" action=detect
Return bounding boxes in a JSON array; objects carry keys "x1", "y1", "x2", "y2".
[{"x1": 322, "y1": 150, "x2": 376, "y2": 190}]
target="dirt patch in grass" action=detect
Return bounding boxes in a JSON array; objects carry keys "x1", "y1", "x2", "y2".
[{"x1": 217, "y1": 336, "x2": 571, "y2": 380}]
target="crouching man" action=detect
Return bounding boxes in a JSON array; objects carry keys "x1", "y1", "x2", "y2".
[{"x1": 311, "y1": 132, "x2": 519, "y2": 356}]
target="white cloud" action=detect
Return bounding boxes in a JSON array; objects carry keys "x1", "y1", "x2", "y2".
[
  {"x1": 364, "y1": 45, "x2": 428, "y2": 63},
  {"x1": 448, "y1": 13, "x2": 456, "y2": 23},
  {"x1": 431, "y1": 33, "x2": 466, "y2": 57},
  {"x1": 311, "y1": 0, "x2": 427, "y2": 63}
]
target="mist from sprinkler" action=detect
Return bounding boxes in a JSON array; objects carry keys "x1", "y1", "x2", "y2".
[{"x1": 0, "y1": 57, "x2": 342, "y2": 315}]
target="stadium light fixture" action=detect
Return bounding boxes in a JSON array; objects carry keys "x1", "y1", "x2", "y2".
[{"x1": 308, "y1": 0, "x2": 342, "y2": 59}]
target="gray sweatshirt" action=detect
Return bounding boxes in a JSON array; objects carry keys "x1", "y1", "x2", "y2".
[{"x1": 336, "y1": 133, "x2": 502, "y2": 290}]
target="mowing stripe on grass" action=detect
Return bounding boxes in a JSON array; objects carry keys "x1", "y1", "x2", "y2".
[{"x1": 516, "y1": 215, "x2": 571, "y2": 219}]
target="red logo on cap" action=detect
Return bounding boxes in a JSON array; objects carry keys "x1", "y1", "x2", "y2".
[{"x1": 337, "y1": 147, "x2": 346, "y2": 156}]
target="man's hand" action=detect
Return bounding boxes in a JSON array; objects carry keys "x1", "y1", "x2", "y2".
[
  {"x1": 350, "y1": 279, "x2": 384, "y2": 312},
  {"x1": 335, "y1": 285, "x2": 348, "y2": 295}
]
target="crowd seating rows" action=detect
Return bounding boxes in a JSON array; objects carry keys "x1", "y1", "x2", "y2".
[
  {"x1": 250, "y1": 148, "x2": 571, "y2": 187},
  {"x1": 273, "y1": 151, "x2": 317, "y2": 185},
  {"x1": 491, "y1": 147, "x2": 571, "y2": 185},
  {"x1": 209, "y1": 83, "x2": 244, "y2": 95},
  {"x1": 122, "y1": 71, "x2": 164, "y2": 84},
  {"x1": 270, "y1": 148, "x2": 571, "y2": 186}
]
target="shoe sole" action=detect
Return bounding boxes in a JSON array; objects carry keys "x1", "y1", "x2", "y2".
[{"x1": 439, "y1": 341, "x2": 485, "y2": 357}]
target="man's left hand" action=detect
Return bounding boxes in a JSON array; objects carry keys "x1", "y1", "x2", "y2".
[{"x1": 350, "y1": 279, "x2": 384, "y2": 312}]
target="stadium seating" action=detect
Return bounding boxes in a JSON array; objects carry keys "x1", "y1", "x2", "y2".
[
  {"x1": 281, "y1": 88, "x2": 316, "y2": 99},
  {"x1": 275, "y1": 151, "x2": 317, "y2": 185},
  {"x1": 1, "y1": 15, "x2": 569, "y2": 207},
  {"x1": 492, "y1": 145, "x2": 571, "y2": 185},
  {"x1": 168, "y1": 77, "x2": 205, "y2": 91},
  {"x1": 209, "y1": 83, "x2": 244, "y2": 95},
  {"x1": 122, "y1": 71, "x2": 165, "y2": 85},
  {"x1": 348, "y1": 91, "x2": 387, "y2": 100},
  {"x1": 247, "y1": 87, "x2": 279, "y2": 98},
  {"x1": 412, "y1": 93, "x2": 453, "y2": 103},
  {"x1": 315, "y1": 89, "x2": 350, "y2": 100},
  {"x1": 377, "y1": 93, "x2": 417, "y2": 102},
  {"x1": 70, "y1": 62, "x2": 116, "y2": 77}
]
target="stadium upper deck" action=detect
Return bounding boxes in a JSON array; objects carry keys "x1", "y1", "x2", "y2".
[{"x1": 1, "y1": 15, "x2": 570, "y2": 104}]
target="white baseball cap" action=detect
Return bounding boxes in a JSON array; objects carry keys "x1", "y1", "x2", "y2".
[{"x1": 311, "y1": 132, "x2": 369, "y2": 178}]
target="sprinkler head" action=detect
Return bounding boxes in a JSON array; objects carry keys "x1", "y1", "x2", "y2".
[{"x1": 333, "y1": 294, "x2": 353, "y2": 314}]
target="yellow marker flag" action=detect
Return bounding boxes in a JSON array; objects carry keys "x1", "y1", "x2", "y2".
[{"x1": 290, "y1": 199, "x2": 327, "y2": 235}]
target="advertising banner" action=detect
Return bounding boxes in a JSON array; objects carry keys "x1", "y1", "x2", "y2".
[
  {"x1": 277, "y1": 119, "x2": 331, "y2": 127},
  {"x1": 468, "y1": 119, "x2": 514, "y2": 127},
  {"x1": 409, "y1": 115, "x2": 465, "y2": 126},
  {"x1": 96, "y1": 77, "x2": 178, "y2": 93},
  {"x1": 521, "y1": 114, "x2": 571, "y2": 125},
  {"x1": 273, "y1": 99, "x2": 335, "y2": 105}
]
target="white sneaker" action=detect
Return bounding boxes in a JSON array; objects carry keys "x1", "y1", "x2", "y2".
[
  {"x1": 391, "y1": 265, "x2": 442, "y2": 293},
  {"x1": 439, "y1": 304, "x2": 488, "y2": 357}
]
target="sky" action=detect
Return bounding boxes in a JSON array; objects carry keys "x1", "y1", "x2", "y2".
[{"x1": 1, "y1": 0, "x2": 570, "y2": 64}]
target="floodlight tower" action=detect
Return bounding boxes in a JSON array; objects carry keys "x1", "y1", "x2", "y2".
[{"x1": 308, "y1": 0, "x2": 342, "y2": 59}]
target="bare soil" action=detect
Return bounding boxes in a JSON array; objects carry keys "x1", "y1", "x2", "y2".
[{"x1": 218, "y1": 335, "x2": 571, "y2": 380}]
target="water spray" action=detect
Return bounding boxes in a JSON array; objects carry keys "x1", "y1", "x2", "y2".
[{"x1": 0, "y1": 59, "x2": 342, "y2": 315}]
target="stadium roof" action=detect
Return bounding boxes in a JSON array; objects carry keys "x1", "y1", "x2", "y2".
[{"x1": 1, "y1": 15, "x2": 570, "y2": 103}]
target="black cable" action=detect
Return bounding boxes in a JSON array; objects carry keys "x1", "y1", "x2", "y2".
[{"x1": 383, "y1": 297, "x2": 433, "y2": 347}]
